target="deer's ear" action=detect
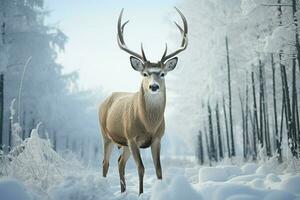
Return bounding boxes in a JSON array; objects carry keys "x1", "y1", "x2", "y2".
[
  {"x1": 164, "y1": 57, "x2": 178, "y2": 72},
  {"x1": 130, "y1": 56, "x2": 144, "y2": 72}
]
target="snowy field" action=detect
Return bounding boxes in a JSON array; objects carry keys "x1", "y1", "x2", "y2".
[{"x1": 1, "y1": 131, "x2": 300, "y2": 200}]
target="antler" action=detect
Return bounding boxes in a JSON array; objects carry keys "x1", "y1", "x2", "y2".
[
  {"x1": 161, "y1": 7, "x2": 188, "y2": 63},
  {"x1": 117, "y1": 9, "x2": 147, "y2": 62}
]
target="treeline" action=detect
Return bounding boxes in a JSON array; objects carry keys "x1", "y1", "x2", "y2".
[
  {"x1": 197, "y1": 0, "x2": 300, "y2": 164},
  {"x1": 197, "y1": 41, "x2": 300, "y2": 165},
  {"x1": 0, "y1": 0, "x2": 101, "y2": 161}
]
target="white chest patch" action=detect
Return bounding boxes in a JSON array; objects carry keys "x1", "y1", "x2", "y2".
[{"x1": 144, "y1": 92, "x2": 164, "y2": 109}]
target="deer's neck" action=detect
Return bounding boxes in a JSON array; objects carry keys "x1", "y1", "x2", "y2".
[{"x1": 137, "y1": 85, "x2": 166, "y2": 133}]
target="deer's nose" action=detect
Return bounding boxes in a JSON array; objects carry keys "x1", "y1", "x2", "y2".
[{"x1": 149, "y1": 83, "x2": 159, "y2": 92}]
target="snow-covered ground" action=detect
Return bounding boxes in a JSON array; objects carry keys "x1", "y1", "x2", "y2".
[{"x1": 1, "y1": 131, "x2": 300, "y2": 200}]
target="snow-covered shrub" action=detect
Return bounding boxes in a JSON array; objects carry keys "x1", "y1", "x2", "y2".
[
  {"x1": 9, "y1": 99, "x2": 23, "y2": 148},
  {"x1": 8, "y1": 124, "x2": 65, "y2": 189},
  {"x1": 264, "y1": 26, "x2": 295, "y2": 54},
  {"x1": 1, "y1": 123, "x2": 83, "y2": 192}
]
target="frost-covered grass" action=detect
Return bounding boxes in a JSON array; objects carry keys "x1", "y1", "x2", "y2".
[{"x1": 1, "y1": 131, "x2": 300, "y2": 200}]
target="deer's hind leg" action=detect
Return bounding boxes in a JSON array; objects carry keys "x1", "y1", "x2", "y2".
[
  {"x1": 102, "y1": 139, "x2": 114, "y2": 177},
  {"x1": 118, "y1": 146, "x2": 130, "y2": 193}
]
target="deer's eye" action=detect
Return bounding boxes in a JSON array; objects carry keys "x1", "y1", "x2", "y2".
[
  {"x1": 160, "y1": 72, "x2": 165, "y2": 77},
  {"x1": 143, "y1": 72, "x2": 149, "y2": 77}
]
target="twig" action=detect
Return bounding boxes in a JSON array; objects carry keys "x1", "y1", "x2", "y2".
[{"x1": 17, "y1": 56, "x2": 32, "y2": 123}]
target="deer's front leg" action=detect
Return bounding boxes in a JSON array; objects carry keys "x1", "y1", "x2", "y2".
[
  {"x1": 151, "y1": 139, "x2": 162, "y2": 179},
  {"x1": 118, "y1": 146, "x2": 130, "y2": 193},
  {"x1": 128, "y1": 140, "x2": 144, "y2": 195}
]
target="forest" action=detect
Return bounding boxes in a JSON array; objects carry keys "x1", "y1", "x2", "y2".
[
  {"x1": 0, "y1": 0, "x2": 102, "y2": 164},
  {"x1": 0, "y1": 0, "x2": 300, "y2": 200},
  {"x1": 186, "y1": 0, "x2": 300, "y2": 165}
]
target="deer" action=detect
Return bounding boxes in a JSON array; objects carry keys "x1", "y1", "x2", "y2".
[{"x1": 98, "y1": 7, "x2": 188, "y2": 195}]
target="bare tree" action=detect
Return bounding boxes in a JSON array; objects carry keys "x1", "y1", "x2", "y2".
[
  {"x1": 239, "y1": 89, "x2": 246, "y2": 159},
  {"x1": 225, "y1": 36, "x2": 235, "y2": 156},
  {"x1": 222, "y1": 96, "x2": 231, "y2": 158},
  {"x1": 245, "y1": 82, "x2": 250, "y2": 160},
  {"x1": 251, "y1": 71, "x2": 259, "y2": 157},
  {"x1": 208, "y1": 102, "x2": 217, "y2": 162},
  {"x1": 53, "y1": 130, "x2": 57, "y2": 151},
  {"x1": 197, "y1": 130, "x2": 204, "y2": 165},
  {"x1": 271, "y1": 54, "x2": 281, "y2": 161},
  {"x1": 215, "y1": 102, "x2": 223, "y2": 159},
  {"x1": 281, "y1": 63, "x2": 296, "y2": 156}
]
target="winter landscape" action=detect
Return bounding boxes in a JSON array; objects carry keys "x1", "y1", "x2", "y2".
[{"x1": 1, "y1": 0, "x2": 300, "y2": 199}]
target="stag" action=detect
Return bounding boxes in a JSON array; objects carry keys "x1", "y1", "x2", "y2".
[{"x1": 98, "y1": 7, "x2": 188, "y2": 195}]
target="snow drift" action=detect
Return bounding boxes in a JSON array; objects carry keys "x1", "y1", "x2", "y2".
[{"x1": 1, "y1": 131, "x2": 300, "y2": 200}]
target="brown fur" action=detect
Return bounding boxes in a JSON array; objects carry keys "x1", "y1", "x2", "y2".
[
  {"x1": 99, "y1": 7, "x2": 187, "y2": 195},
  {"x1": 98, "y1": 77, "x2": 166, "y2": 194},
  {"x1": 99, "y1": 82, "x2": 166, "y2": 148}
]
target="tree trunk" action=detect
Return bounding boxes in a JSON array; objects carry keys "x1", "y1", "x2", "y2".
[
  {"x1": 197, "y1": 131, "x2": 204, "y2": 165},
  {"x1": 53, "y1": 131, "x2": 57, "y2": 151},
  {"x1": 271, "y1": 54, "x2": 280, "y2": 160},
  {"x1": 262, "y1": 60, "x2": 271, "y2": 157},
  {"x1": 292, "y1": 0, "x2": 300, "y2": 72},
  {"x1": 259, "y1": 59, "x2": 264, "y2": 149},
  {"x1": 222, "y1": 96, "x2": 231, "y2": 158},
  {"x1": 291, "y1": 0, "x2": 300, "y2": 157},
  {"x1": 22, "y1": 111, "x2": 26, "y2": 140},
  {"x1": 249, "y1": 110, "x2": 257, "y2": 160},
  {"x1": 204, "y1": 128, "x2": 211, "y2": 166},
  {"x1": 291, "y1": 58, "x2": 298, "y2": 157},
  {"x1": 0, "y1": 74, "x2": 3, "y2": 151},
  {"x1": 225, "y1": 36, "x2": 235, "y2": 156},
  {"x1": 29, "y1": 114, "x2": 35, "y2": 138},
  {"x1": 245, "y1": 83, "x2": 250, "y2": 160},
  {"x1": 281, "y1": 64, "x2": 295, "y2": 156},
  {"x1": 277, "y1": 2, "x2": 284, "y2": 162},
  {"x1": 279, "y1": 99, "x2": 285, "y2": 163},
  {"x1": 251, "y1": 71, "x2": 258, "y2": 159},
  {"x1": 239, "y1": 89, "x2": 246, "y2": 159},
  {"x1": 208, "y1": 102, "x2": 217, "y2": 162},
  {"x1": 215, "y1": 103, "x2": 223, "y2": 159},
  {"x1": 8, "y1": 112, "x2": 12, "y2": 150}
]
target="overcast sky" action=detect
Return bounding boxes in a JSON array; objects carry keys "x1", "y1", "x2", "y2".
[{"x1": 45, "y1": 0, "x2": 179, "y2": 93}]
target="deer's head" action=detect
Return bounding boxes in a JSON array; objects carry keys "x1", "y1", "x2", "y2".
[{"x1": 117, "y1": 8, "x2": 188, "y2": 94}]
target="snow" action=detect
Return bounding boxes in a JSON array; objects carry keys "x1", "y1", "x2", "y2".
[
  {"x1": 264, "y1": 26, "x2": 295, "y2": 54},
  {"x1": 49, "y1": 174, "x2": 112, "y2": 200},
  {"x1": 241, "y1": 0, "x2": 258, "y2": 15},
  {"x1": 0, "y1": 179, "x2": 31, "y2": 200},
  {"x1": 1, "y1": 133, "x2": 300, "y2": 200},
  {"x1": 199, "y1": 167, "x2": 230, "y2": 182},
  {"x1": 280, "y1": 176, "x2": 300, "y2": 195},
  {"x1": 150, "y1": 176, "x2": 203, "y2": 200},
  {"x1": 241, "y1": 163, "x2": 258, "y2": 175},
  {"x1": 199, "y1": 165, "x2": 242, "y2": 182}
]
